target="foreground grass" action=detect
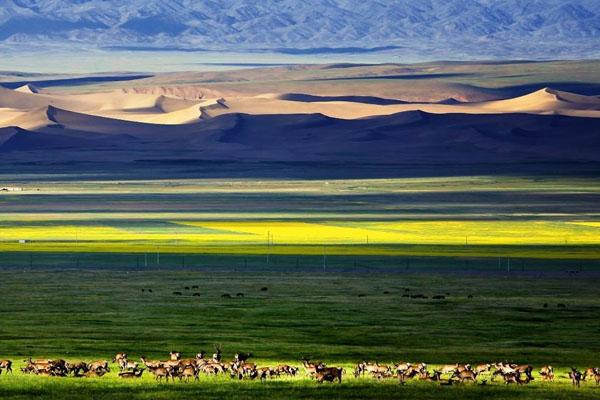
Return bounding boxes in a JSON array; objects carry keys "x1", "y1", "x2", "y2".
[{"x1": 0, "y1": 372, "x2": 598, "y2": 400}]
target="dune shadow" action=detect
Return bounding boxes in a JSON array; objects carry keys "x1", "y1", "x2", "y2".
[{"x1": 0, "y1": 74, "x2": 153, "y2": 89}]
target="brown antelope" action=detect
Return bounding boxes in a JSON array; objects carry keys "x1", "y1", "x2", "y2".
[
  {"x1": 169, "y1": 351, "x2": 181, "y2": 361},
  {"x1": 140, "y1": 356, "x2": 163, "y2": 369},
  {"x1": 420, "y1": 370, "x2": 442, "y2": 382},
  {"x1": 275, "y1": 364, "x2": 298, "y2": 376},
  {"x1": 314, "y1": 367, "x2": 343, "y2": 384},
  {"x1": 179, "y1": 365, "x2": 199, "y2": 382},
  {"x1": 540, "y1": 365, "x2": 554, "y2": 381},
  {"x1": 394, "y1": 361, "x2": 412, "y2": 374},
  {"x1": 112, "y1": 353, "x2": 127, "y2": 365},
  {"x1": 87, "y1": 360, "x2": 110, "y2": 373},
  {"x1": 0, "y1": 360, "x2": 12, "y2": 374},
  {"x1": 301, "y1": 358, "x2": 325, "y2": 377},
  {"x1": 513, "y1": 364, "x2": 533, "y2": 380},
  {"x1": 66, "y1": 361, "x2": 89, "y2": 377},
  {"x1": 196, "y1": 351, "x2": 206, "y2": 360},
  {"x1": 583, "y1": 367, "x2": 599, "y2": 383},
  {"x1": 148, "y1": 365, "x2": 172, "y2": 382},
  {"x1": 453, "y1": 369, "x2": 478, "y2": 383},
  {"x1": 474, "y1": 363, "x2": 492, "y2": 374},
  {"x1": 316, "y1": 365, "x2": 344, "y2": 383},
  {"x1": 439, "y1": 363, "x2": 459, "y2": 374},
  {"x1": 118, "y1": 368, "x2": 145, "y2": 379},
  {"x1": 256, "y1": 367, "x2": 274, "y2": 382}
]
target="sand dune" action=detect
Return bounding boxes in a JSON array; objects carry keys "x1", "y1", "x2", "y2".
[{"x1": 0, "y1": 85, "x2": 598, "y2": 133}]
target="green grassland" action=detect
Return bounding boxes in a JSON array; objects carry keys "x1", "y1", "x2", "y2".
[
  {"x1": 0, "y1": 174, "x2": 598, "y2": 398},
  {"x1": 0, "y1": 269, "x2": 598, "y2": 399}
]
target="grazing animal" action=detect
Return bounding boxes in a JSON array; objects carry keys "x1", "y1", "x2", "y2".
[
  {"x1": 583, "y1": 367, "x2": 599, "y2": 383},
  {"x1": 119, "y1": 368, "x2": 145, "y2": 378},
  {"x1": 419, "y1": 370, "x2": 442, "y2": 382},
  {"x1": 474, "y1": 364, "x2": 492, "y2": 374},
  {"x1": 236, "y1": 292, "x2": 244, "y2": 297},
  {"x1": 0, "y1": 360, "x2": 12, "y2": 374},
  {"x1": 140, "y1": 356, "x2": 163, "y2": 369},
  {"x1": 192, "y1": 285, "x2": 199, "y2": 289},
  {"x1": 169, "y1": 351, "x2": 181, "y2": 361},
  {"x1": 540, "y1": 365, "x2": 554, "y2": 381},
  {"x1": 569, "y1": 368, "x2": 582, "y2": 387},
  {"x1": 88, "y1": 360, "x2": 110, "y2": 373},
  {"x1": 148, "y1": 366, "x2": 171, "y2": 382},
  {"x1": 113, "y1": 353, "x2": 128, "y2": 365},
  {"x1": 173, "y1": 291, "x2": 182, "y2": 296},
  {"x1": 221, "y1": 293, "x2": 232, "y2": 299},
  {"x1": 439, "y1": 364, "x2": 459, "y2": 375},
  {"x1": 453, "y1": 369, "x2": 478, "y2": 383},
  {"x1": 557, "y1": 303, "x2": 566, "y2": 308},
  {"x1": 301, "y1": 358, "x2": 325, "y2": 377},
  {"x1": 315, "y1": 367, "x2": 343, "y2": 384},
  {"x1": 213, "y1": 344, "x2": 223, "y2": 362},
  {"x1": 234, "y1": 352, "x2": 253, "y2": 363},
  {"x1": 179, "y1": 365, "x2": 199, "y2": 382},
  {"x1": 66, "y1": 361, "x2": 89, "y2": 377},
  {"x1": 193, "y1": 293, "x2": 200, "y2": 296}
]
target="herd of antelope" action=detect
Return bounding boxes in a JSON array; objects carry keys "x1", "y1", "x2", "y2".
[{"x1": 1, "y1": 348, "x2": 599, "y2": 387}]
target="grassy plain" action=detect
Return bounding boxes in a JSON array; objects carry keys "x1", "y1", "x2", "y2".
[
  {"x1": 0, "y1": 174, "x2": 598, "y2": 398},
  {"x1": 0, "y1": 269, "x2": 598, "y2": 399}
]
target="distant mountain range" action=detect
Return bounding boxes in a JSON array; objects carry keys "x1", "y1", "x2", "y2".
[{"x1": 1, "y1": 0, "x2": 599, "y2": 58}]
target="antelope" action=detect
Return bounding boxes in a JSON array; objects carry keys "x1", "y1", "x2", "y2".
[
  {"x1": 66, "y1": 361, "x2": 89, "y2": 377},
  {"x1": 540, "y1": 365, "x2": 554, "y2": 381},
  {"x1": 115, "y1": 356, "x2": 139, "y2": 372},
  {"x1": 583, "y1": 367, "x2": 599, "y2": 383},
  {"x1": 195, "y1": 351, "x2": 206, "y2": 360},
  {"x1": 513, "y1": 364, "x2": 533, "y2": 380},
  {"x1": 439, "y1": 363, "x2": 459, "y2": 374},
  {"x1": 0, "y1": 360, "x2": 12, "y2": 374},
  {"x1": 394, "y1": 361, "x2": 412, "y2": 374},
  {"x1": 317, "y1": 366, "x2": 344, "y2": 383},
  {"x1": 112, "y1": 353, "x2": 127, "y2": 365},
  {"x1": 420, "y1": 370, "x2": 442, "y2": 382},
  {"x1": 88, "y1": 360, "x2": 110, "y2": 373},
  {"x1": 179, "y1": 365, "x2": 199, "y2": 382},
  {"x1": 453, "y1": 369, "x2": 478, "y2": 383},
  {"x1": 234, "y1": 352, "x2": 253, "y2": 363},
  {"x1": 169, "y1": 351, "x2": 181, "y2": 361},
  {"x1": 148, "y1": 365, "x2": 172, "y2": 382},
  {"x1": 314, "y1": 367, "x2": 343, "y2": 384},
  {"x1": 256, "y1": 367, "x2": 274, "y2": 382},
  {"x1": 140, "y1": 356, "x2": 163, "y2": 369},
  {"x1": 119, "y1": 368, "x2": 145, "y2": 379},
  {"x1": 474, "y1": 363, "x2": 492, "y2": 374},
  {"x1": 301, "y1": 358, "x2": 325, "y2": 376},
  {"x1": 213, "y1": 344, "x2": 222, "y2": 362},
  {"x1": 569, "y1": 368, "x2": 582, "y2": 387},
  {"x1": 275, "y1": 364, "x2": 298, "y2": 376}
]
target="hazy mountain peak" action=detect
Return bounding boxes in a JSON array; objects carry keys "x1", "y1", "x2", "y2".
[{"x1": 0, "y1": 1, "x2": 598, "y2": 58}]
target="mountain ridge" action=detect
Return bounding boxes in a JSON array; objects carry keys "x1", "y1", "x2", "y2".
[{"x1": 0, "y1": 1, "x2": 599, "y2": 58}]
